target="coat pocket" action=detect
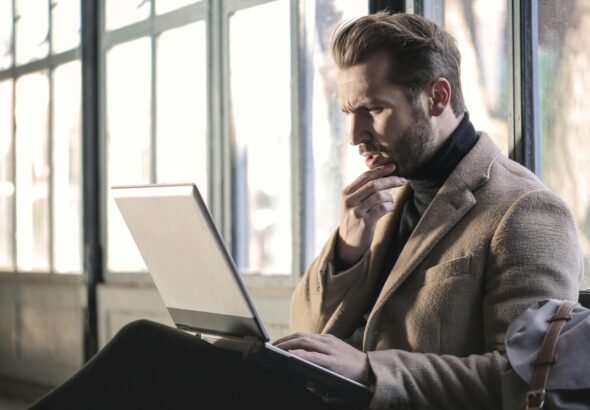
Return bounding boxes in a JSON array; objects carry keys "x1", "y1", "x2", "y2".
[{"x1": 423, "y1": 254, "x2": 472, "y2": 283}]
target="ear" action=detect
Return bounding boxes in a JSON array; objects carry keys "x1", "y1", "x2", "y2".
[{"x1": 428, "y1": 77, "x2": 452, "y2": 117}]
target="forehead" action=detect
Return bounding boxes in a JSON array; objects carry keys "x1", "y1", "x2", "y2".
[{"x1": 336, "y1": 53, "x2": 406, "y2": 105}]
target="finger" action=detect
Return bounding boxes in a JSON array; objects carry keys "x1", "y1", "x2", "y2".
[
  {"x1": 352, "y1": 190, "x2": 394, "y2": 216},
  {"x1": 344, "y1": 163, "x2": 396, "y2": 195},
  {"x1": 365, "y1": 201, "x2": 396, "y2": 224},
  {"x1": 272, "y1": 332, "x2": 310, "y2": 345},
  {"x1": 274, "y1": 334, "x2": 335, "y2": 354},
  {"x1": 345, "y1": 175, "x2": 405, "y2": 206}
]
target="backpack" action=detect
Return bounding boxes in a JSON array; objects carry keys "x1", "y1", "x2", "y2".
[{"x1": 501, "y1": 294, "x2": 590, "y2": 409}]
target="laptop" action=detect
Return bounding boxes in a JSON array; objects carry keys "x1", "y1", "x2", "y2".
[{"x1": 112, "y1": 183, "x2": 372, "y2": 405}]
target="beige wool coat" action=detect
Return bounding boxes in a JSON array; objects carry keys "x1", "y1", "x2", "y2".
[{"x1": 290, "y1": 133, "x2": 583, "y2": 410}]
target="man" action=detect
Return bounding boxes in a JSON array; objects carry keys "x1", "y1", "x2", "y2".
[
  {"x1": 32, "y1": 12, "x2": 581, "y2": 410},
  {"x1": 274, "y1": 12, "x2": 582, "y2": 410}
]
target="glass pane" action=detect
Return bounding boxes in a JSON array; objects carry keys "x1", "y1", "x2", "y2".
[
  {"x1": 434, "y1": 0, "x2": 510, "y2": 155},
  {"x1": 538, "y1": 0, "x2": 590, "y2": 289},
  {"x1": 15, "y1": 0, "x2": 49, "y2": 65},
  {"x1": 230, "y1": 0, "x2": 291, "y2": 274},
  {"x1": 306, "y1": 0, "x2": 368, "y2": 260},
  {"x1": 105, "y1": 0, "x2": 151, "y2": 31},
  {"x1": 156, "y1": 22, "x2": 208, "y2": 198},
  {"x1": 53, "y1": 61, "x2": 82, "y2": 273},
  {"x1": 106, "y1": 38, "x2": 151, "y2": 272},
  {"x1": 15, "y1": 72, "x2": 50, "y2": 272},
  {"x1": 52, "y1": 0, "x2": 81, "y2": 53},
  {"x1": 0, "y1": 80, "x2": 14, "y2": 270},
  {"x1": 156, "y1": 0, "x2": 201, "y2": 15},
  {"x1": 0, "y1": 0, "x2": 13, "y2": 69}
]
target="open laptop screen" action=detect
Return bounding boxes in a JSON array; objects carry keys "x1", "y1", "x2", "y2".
[{"x1": 112, "y1": 184, "x2": 267, "y2": 340}]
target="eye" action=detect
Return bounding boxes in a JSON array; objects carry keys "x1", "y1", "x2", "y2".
[{"x1": 369, "y1": 107, "x2": 384, "y2": 114}]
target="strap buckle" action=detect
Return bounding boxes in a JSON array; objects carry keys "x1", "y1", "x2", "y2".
[{"x1": 525, "y1": 389, "x2": 545, "y2": 410}]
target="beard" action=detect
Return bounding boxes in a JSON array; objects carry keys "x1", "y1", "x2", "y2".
[{"x1": 358, "y1": 101, "x2": 436, "y2": 178}]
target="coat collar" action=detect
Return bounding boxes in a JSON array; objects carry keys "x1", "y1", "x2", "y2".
[{"x1": 364, "y1": 133, "x2": 501, "y2": 341}]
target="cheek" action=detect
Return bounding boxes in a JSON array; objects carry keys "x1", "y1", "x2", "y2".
[{"x1": 376, "y1": 116, "x2": 401, "y2": 144}]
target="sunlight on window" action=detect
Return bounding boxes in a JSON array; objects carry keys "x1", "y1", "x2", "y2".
[
  {"x1": 230, "y1": 0, "x2": 291, "y2": 274},
  {"x1": 0, "y1": 1, "x2": 12, "y2": 69},
  {"x1": 52, "y1": 0, "x2": 81, "y2": 54},
  {"x1": 441, "y1": 0, "x2": 510, "y2": 155},
  {"x1": 15, "y1": 72, "x2": 50, "y2": 272},
  {"x1": 538, "y1": 0, "x2": 590, "y2": 289},
  {"x1": 156, "y1": 22, "x2": 208, "y2": 198},
  {"x1": 306, "y1": 0, "x2": 367, "y2": 260},
  {"x1": 53, "y1": 61, "x2": 82, "y2": 273},
  {"x1": 0, "y1": 80, "x2": 14, "y2": 270},
  {"x1": 105, "y1": 0, "x2": 151, "y2": 31},
  {"x1": 15, "y1": 0, "x2": 49, "y2": 65},
  {"x1": 106, "y1": 39, "x2": 151, "y2": 272}
]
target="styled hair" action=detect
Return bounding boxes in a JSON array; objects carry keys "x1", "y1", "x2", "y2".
[{"x1": 332, "y1": 12, "x2": 466, "y2": 115}]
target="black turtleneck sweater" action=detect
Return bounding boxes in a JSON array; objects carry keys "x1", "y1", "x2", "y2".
[{"x1": 347, "y1": 113, "x2": 479, "y2": 347}]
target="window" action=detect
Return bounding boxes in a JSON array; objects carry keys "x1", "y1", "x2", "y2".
[
  {"x1": 0, "y1": 0, "x2": 82, "y2": 274},
  {"x1": 304, "y1": 0, "x2": 368, "y2": 261},
  {"x1": 103, "y1": 1, "x2": 208, "y2": 273},
  {"x1": 104, "y1": 0, "x2": 369, "y2": 277},
  {"x1": 538, "y1": 0, "x2": 590, "y2": 288},
  {"x1": 429, "y1": 0, "x2": 510, "y2": 156},
  {"x1": 229, "y1": 0, "x2": 293, "y2": 274}
]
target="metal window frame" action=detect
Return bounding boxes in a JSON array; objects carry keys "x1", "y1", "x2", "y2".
[
  {"x1": 0, "y1": 0, "x2": 82, "y2": 275},
  {"x1": 221, "y1": 0, "x2": 301, "y2": 286},
  {"x1": 509, "y1": 0, "x2": 540, "y2": 174},
  {"x1": 99, "y1": 1, "x2": 210, "y2": 282},
  {"x1": 369, "y1": 0, "x2": 407, "y2": 14},
  {"x1": 412, "y1": 0, "x2": 540, "y2": 173}
]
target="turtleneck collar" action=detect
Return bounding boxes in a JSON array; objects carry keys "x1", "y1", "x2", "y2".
[
  {"x1": 410, "y1": 112, "x2": 478, "y2": 183},
  {"x1": 407, "y1": 113, "x2": 479, "y2": 215}
]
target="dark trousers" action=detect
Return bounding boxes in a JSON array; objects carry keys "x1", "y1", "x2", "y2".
[{"x1": 30, "y1": 320, "x2": 332, "y2": 410}]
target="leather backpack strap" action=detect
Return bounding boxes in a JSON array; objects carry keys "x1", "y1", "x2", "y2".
[{"x1": 525, "y1": 300, "x2": 578, "y2": 410}]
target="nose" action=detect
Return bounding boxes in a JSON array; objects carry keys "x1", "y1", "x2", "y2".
[{"x1": 348, "y1": 113, "x2": 369, "y2": 146}]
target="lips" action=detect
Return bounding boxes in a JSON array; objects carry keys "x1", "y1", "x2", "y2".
[{"x1": 363, "y1": 151, "x2": 390, "y2": 169}]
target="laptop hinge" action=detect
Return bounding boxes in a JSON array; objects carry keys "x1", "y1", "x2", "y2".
[{"x1": 194, "y1": 332, "x2": 264, "y2": 359}]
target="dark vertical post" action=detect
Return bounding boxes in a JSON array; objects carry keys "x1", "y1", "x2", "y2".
[
  {"x1": 369, "y1": 0, "x2": 407, "y2": 14},
  {"x1": 516, "y1": 0, "x2": 540, "y2": 174},
  {"x1": 81, "y1": 0, "x2": 102, "y2": 361}
]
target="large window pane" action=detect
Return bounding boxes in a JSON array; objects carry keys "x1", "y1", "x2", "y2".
[
  {"x1": 106, "y1": 39, "x2": 151, "y2": 272},
  {"x1": 433, "y1": 0, "x2": 510, "y2": 155},
  {"x1": 538, "y1": 0, "x2": 590, "y2": 288},
  {"x1": 15, "y1": 72, "x2": 50, "y2": 272},
  {"x1": 306, "y1": 0, "x2": 367, "y2": 260},
  {"x1": 52, "y1": 0, "x2": 81, "y2": 54},
  {"x1": 229, "y1": 0, "x2": 291, "y2": 274},
  {"x1": 105, "y1": 0, "x2": 151, "y2": 31},
  {"x1": 53, "y1": 61, "x2": 82, "y2": 273},
  {"x1": 0, "y1": 0, "x2": 13, "y2": 69},
  {"x1": 156, "y1": 22, "x2": 208, "y2": 197},
  {"x1": 15, "y1": 0, "x2": 49, "y2": 65},
  {"x1": 0, "y1": 80, "x2": 14, "y2": 270}
]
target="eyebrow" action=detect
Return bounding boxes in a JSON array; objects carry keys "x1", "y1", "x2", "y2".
[{"x1": 341, "y1": 98, "x2": 389, "y2": 113}]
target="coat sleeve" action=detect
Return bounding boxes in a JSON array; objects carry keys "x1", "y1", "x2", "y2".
[
  {"x1": 366, "y1": 190, "x2": 583, "y2": 410},
  {"x1": 290, "y1": 229, "x2": 372, "y2": 334}
]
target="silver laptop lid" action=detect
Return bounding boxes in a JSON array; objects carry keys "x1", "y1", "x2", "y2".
[{"x1": 112, "y1": 183, "x2": 269, "y2": 341}]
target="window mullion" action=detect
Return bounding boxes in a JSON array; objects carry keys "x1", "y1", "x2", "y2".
[
  {"x1": 512, "y1": 0, "x2": 540, "y2": 173},
  {"x1": 81, "y1": 0, "x2": 102, "y2": 360},
  {"x1": 150, "y1": 2, "x2": 157, "y2": 184},
  {"x1": 209, "y1": 0, "x2": 224, "y2": 229}
]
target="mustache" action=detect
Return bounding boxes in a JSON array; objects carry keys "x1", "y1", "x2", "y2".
[{"x1": 359, "y1": 142, "x2": 385, "y2": 155}]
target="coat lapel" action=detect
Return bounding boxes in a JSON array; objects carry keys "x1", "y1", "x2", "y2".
[{"x1": 369, "y1": 133, "x2": 501, "y2": 318}]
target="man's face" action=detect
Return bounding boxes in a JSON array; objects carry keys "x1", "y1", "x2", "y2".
[{"x1": 336, "y1": 53, "x2": 437, "y2": 178}]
